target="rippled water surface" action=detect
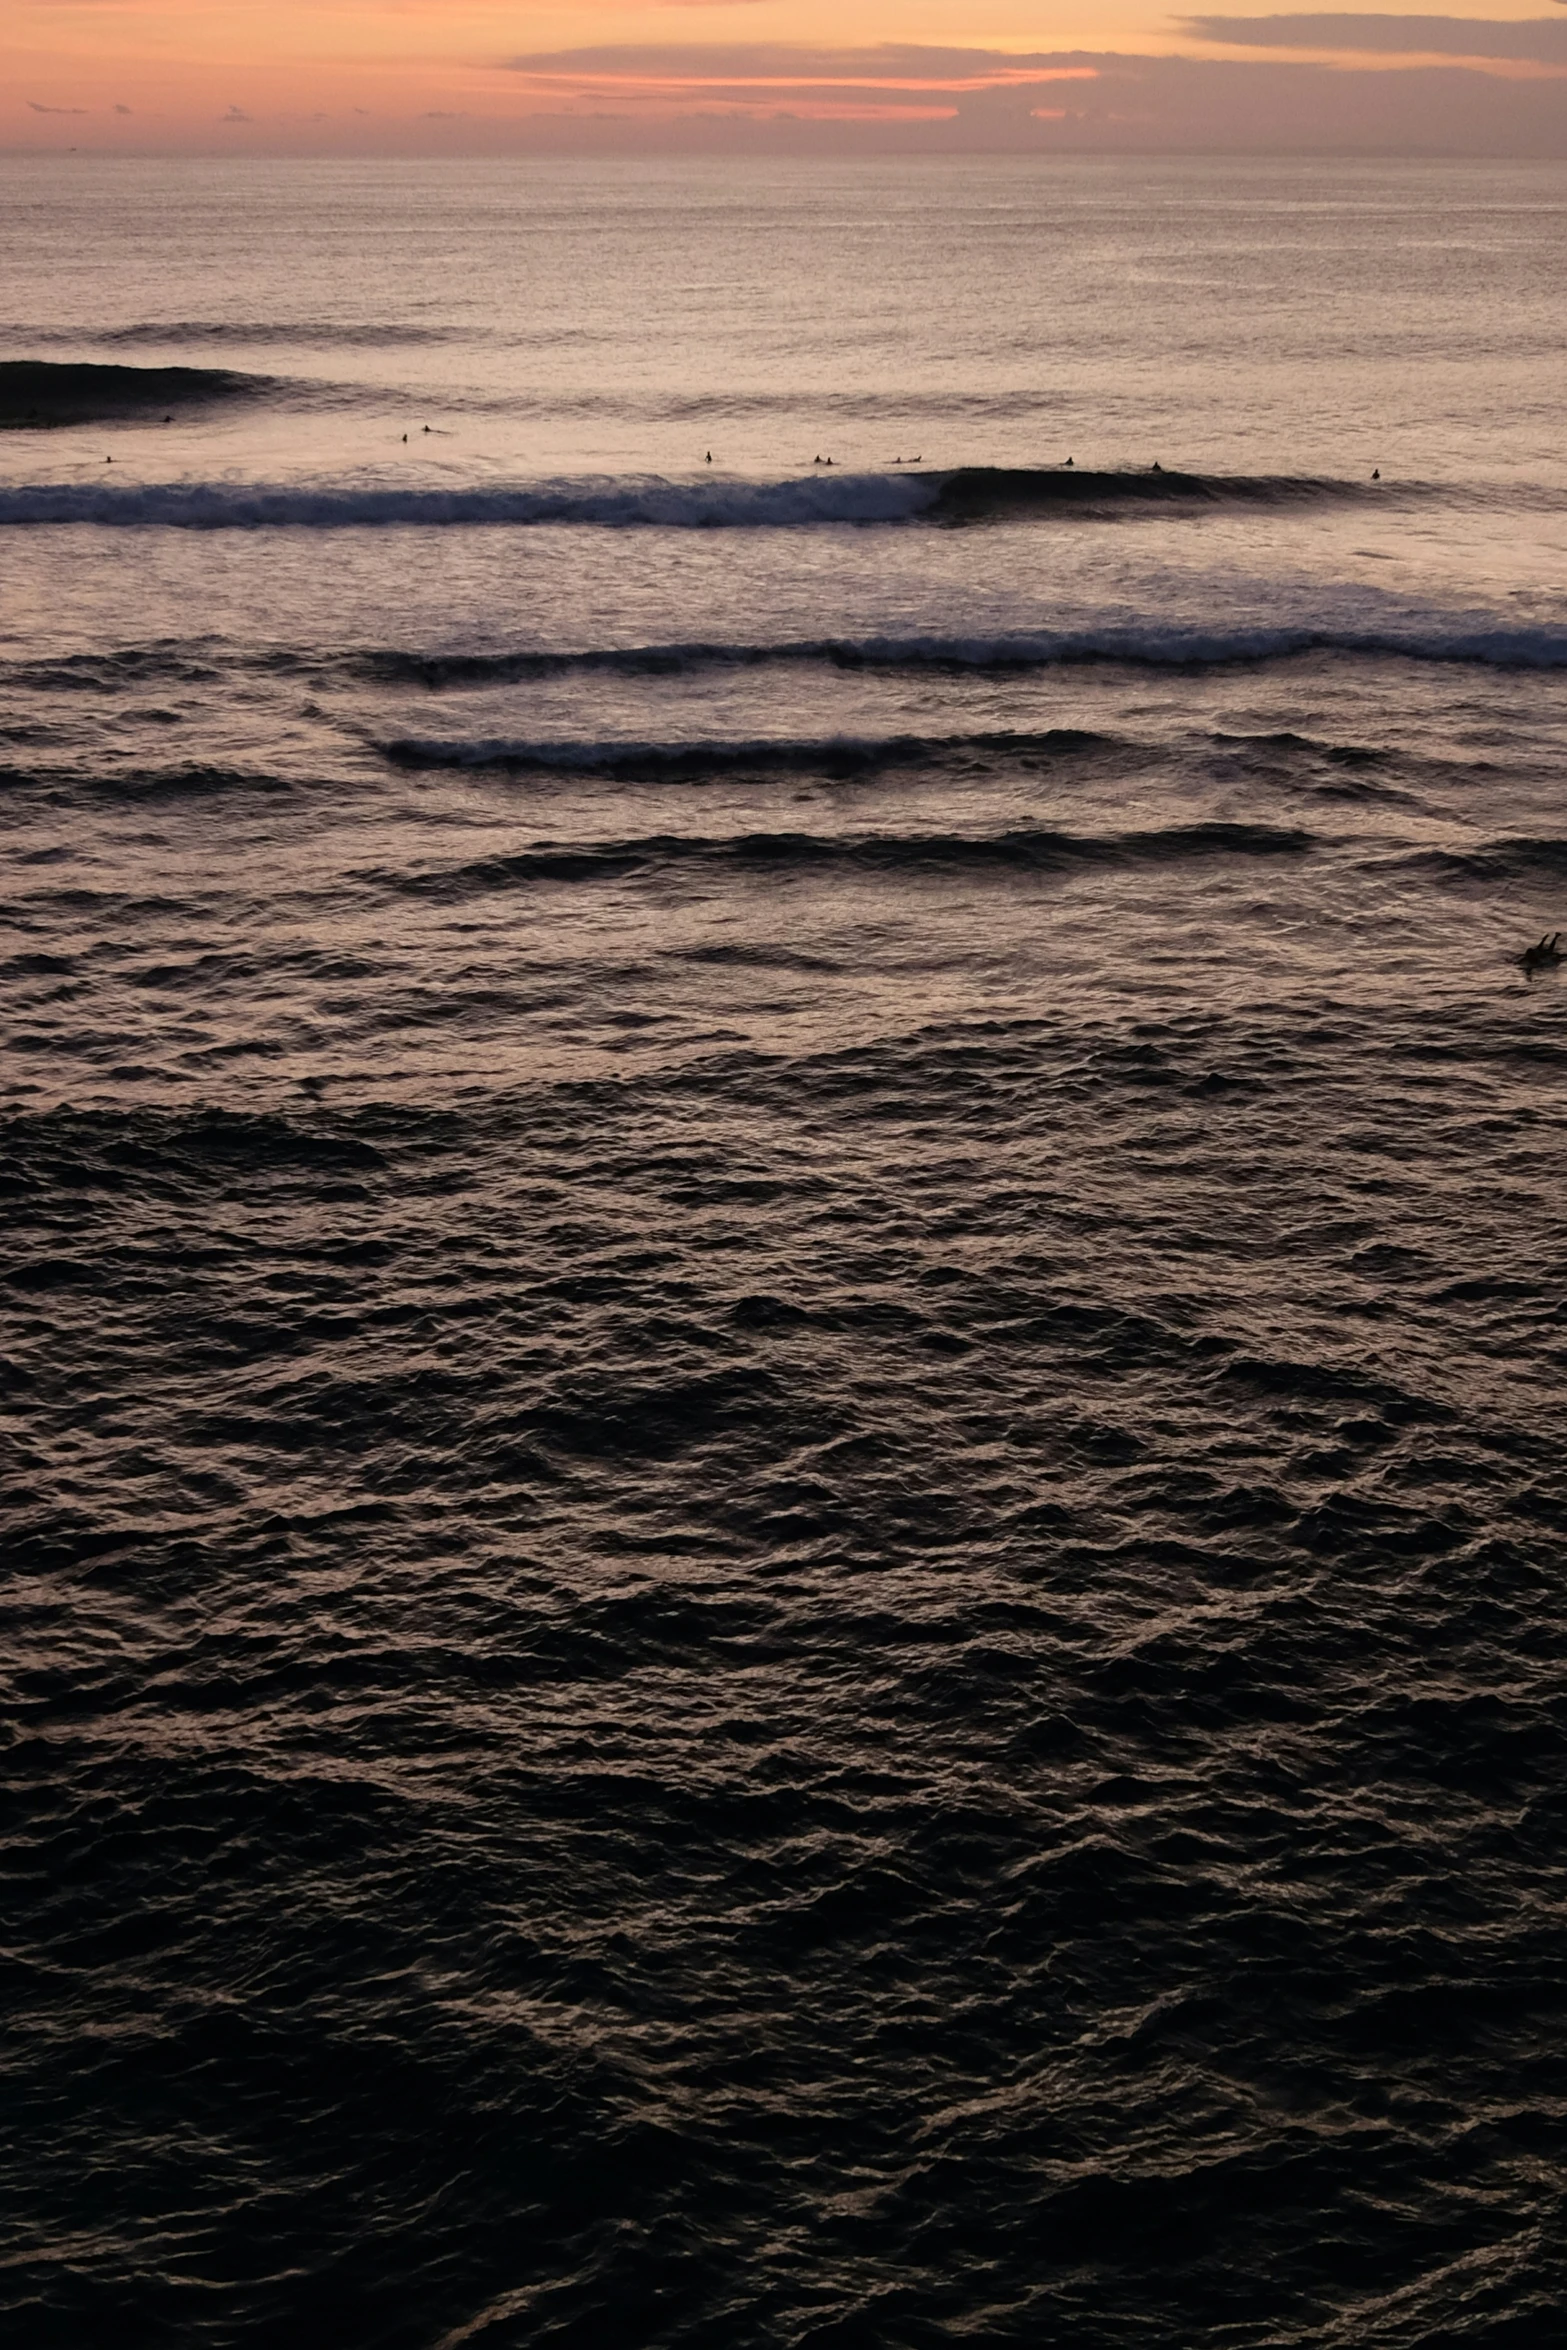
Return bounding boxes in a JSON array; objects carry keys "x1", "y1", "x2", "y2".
[{"x1": 4, "y1": 155, "x2": 1567, "y2": 2350}]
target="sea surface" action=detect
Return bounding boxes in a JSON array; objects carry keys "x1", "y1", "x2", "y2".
[{"x1": 4, "y1": 154, "x2": 1567, "y2": 2349}]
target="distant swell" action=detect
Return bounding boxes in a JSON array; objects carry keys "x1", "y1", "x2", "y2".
[
  {"x1": 69, "y1": 322, "x2": 468, "y2": 350},
  {"x1": 348, "y1": 619, "x2": 1567, "y2": 679},
  {"x1": 376, "y1": 821, "x2": 1315, "y2": 901},
  {"x1": 1384, "y1": 836, "x2": 1567, "y2": 885},
  {"x1": 377, "y1": 729, "x2": 1120, "y2": 778},
  {"x1": 12, "y1": 617, "x2": 1567, "y2": 690}
]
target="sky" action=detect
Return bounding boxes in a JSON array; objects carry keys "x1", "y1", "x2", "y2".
[{"x1": 6, "y1": 0, "x2": 1567, "y2": 152}]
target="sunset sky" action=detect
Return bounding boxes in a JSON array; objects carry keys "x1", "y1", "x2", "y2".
[{"x1": 7, "y1": 0, "x2": 1567, "y2": 151}]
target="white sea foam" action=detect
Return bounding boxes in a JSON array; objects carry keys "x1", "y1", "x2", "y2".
[{"x1": 0, "y1": 472, "x2": 941, "y2": 531}]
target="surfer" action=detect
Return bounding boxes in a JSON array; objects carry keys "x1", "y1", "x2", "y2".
[{"x1": 1519, "y1": 933, "x2": 1562, "y2": 972}]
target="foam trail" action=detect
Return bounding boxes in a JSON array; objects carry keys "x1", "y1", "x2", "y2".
[{"x1": 0, "y1": 474, "x2": 940, "y2": 531}]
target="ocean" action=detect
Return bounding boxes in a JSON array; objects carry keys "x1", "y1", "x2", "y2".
[{"x1": 4, "y1": 152, "x2": 1567, "y2": 2348}]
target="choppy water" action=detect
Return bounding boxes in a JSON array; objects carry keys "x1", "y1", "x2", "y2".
[{"x1": 4, "y1": 155, "x2": 1567, "y2": 2349}]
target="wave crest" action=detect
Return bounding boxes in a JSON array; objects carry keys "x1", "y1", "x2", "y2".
[
  {"x1": 375, "y1": 821, "x2": 1315, "y2": 902},
  {"x1": 932, "y1": 466, "x2": 1374, "y2": 517},
  {"x1": 0, "y1": 360, "x2": 264, "y2": 428},
  {"x1": 0, "y1": 473, "x2": 939, "y2": 530},
  {"x1": 0, "y1": 464, "x2": 1400, "y2": 531},
  {"x1": 377, "y1": 728, "x2": 1119, "y2": 778}
]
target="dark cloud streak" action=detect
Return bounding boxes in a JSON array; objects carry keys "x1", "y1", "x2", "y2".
[{"x1": 1184, "y1": 13, "x2": 1567, "y2": 59}]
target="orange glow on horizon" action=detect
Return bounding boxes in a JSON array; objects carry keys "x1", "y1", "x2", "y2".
[{"x1": 4, "y1": 0, "x2": 1566, "y2": 149}]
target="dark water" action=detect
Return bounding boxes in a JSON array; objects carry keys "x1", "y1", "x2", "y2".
[{"x1": 5, "y1": 156, "x2": 1567, "y2": 2347}]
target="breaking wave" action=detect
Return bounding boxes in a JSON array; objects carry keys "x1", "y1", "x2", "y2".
[
  {"x1": 0, "y1": 359, "x2": 267, "y2": 428},
  {"x1": 0, "y1": 473, "x2": 938, "y2": 529},
  {"x1": 931, "y1": 465, "x2": 1378, "y2": 515},
  {"x1": 0, "y1": 465, "x2": 1412, "y2": 531}
]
